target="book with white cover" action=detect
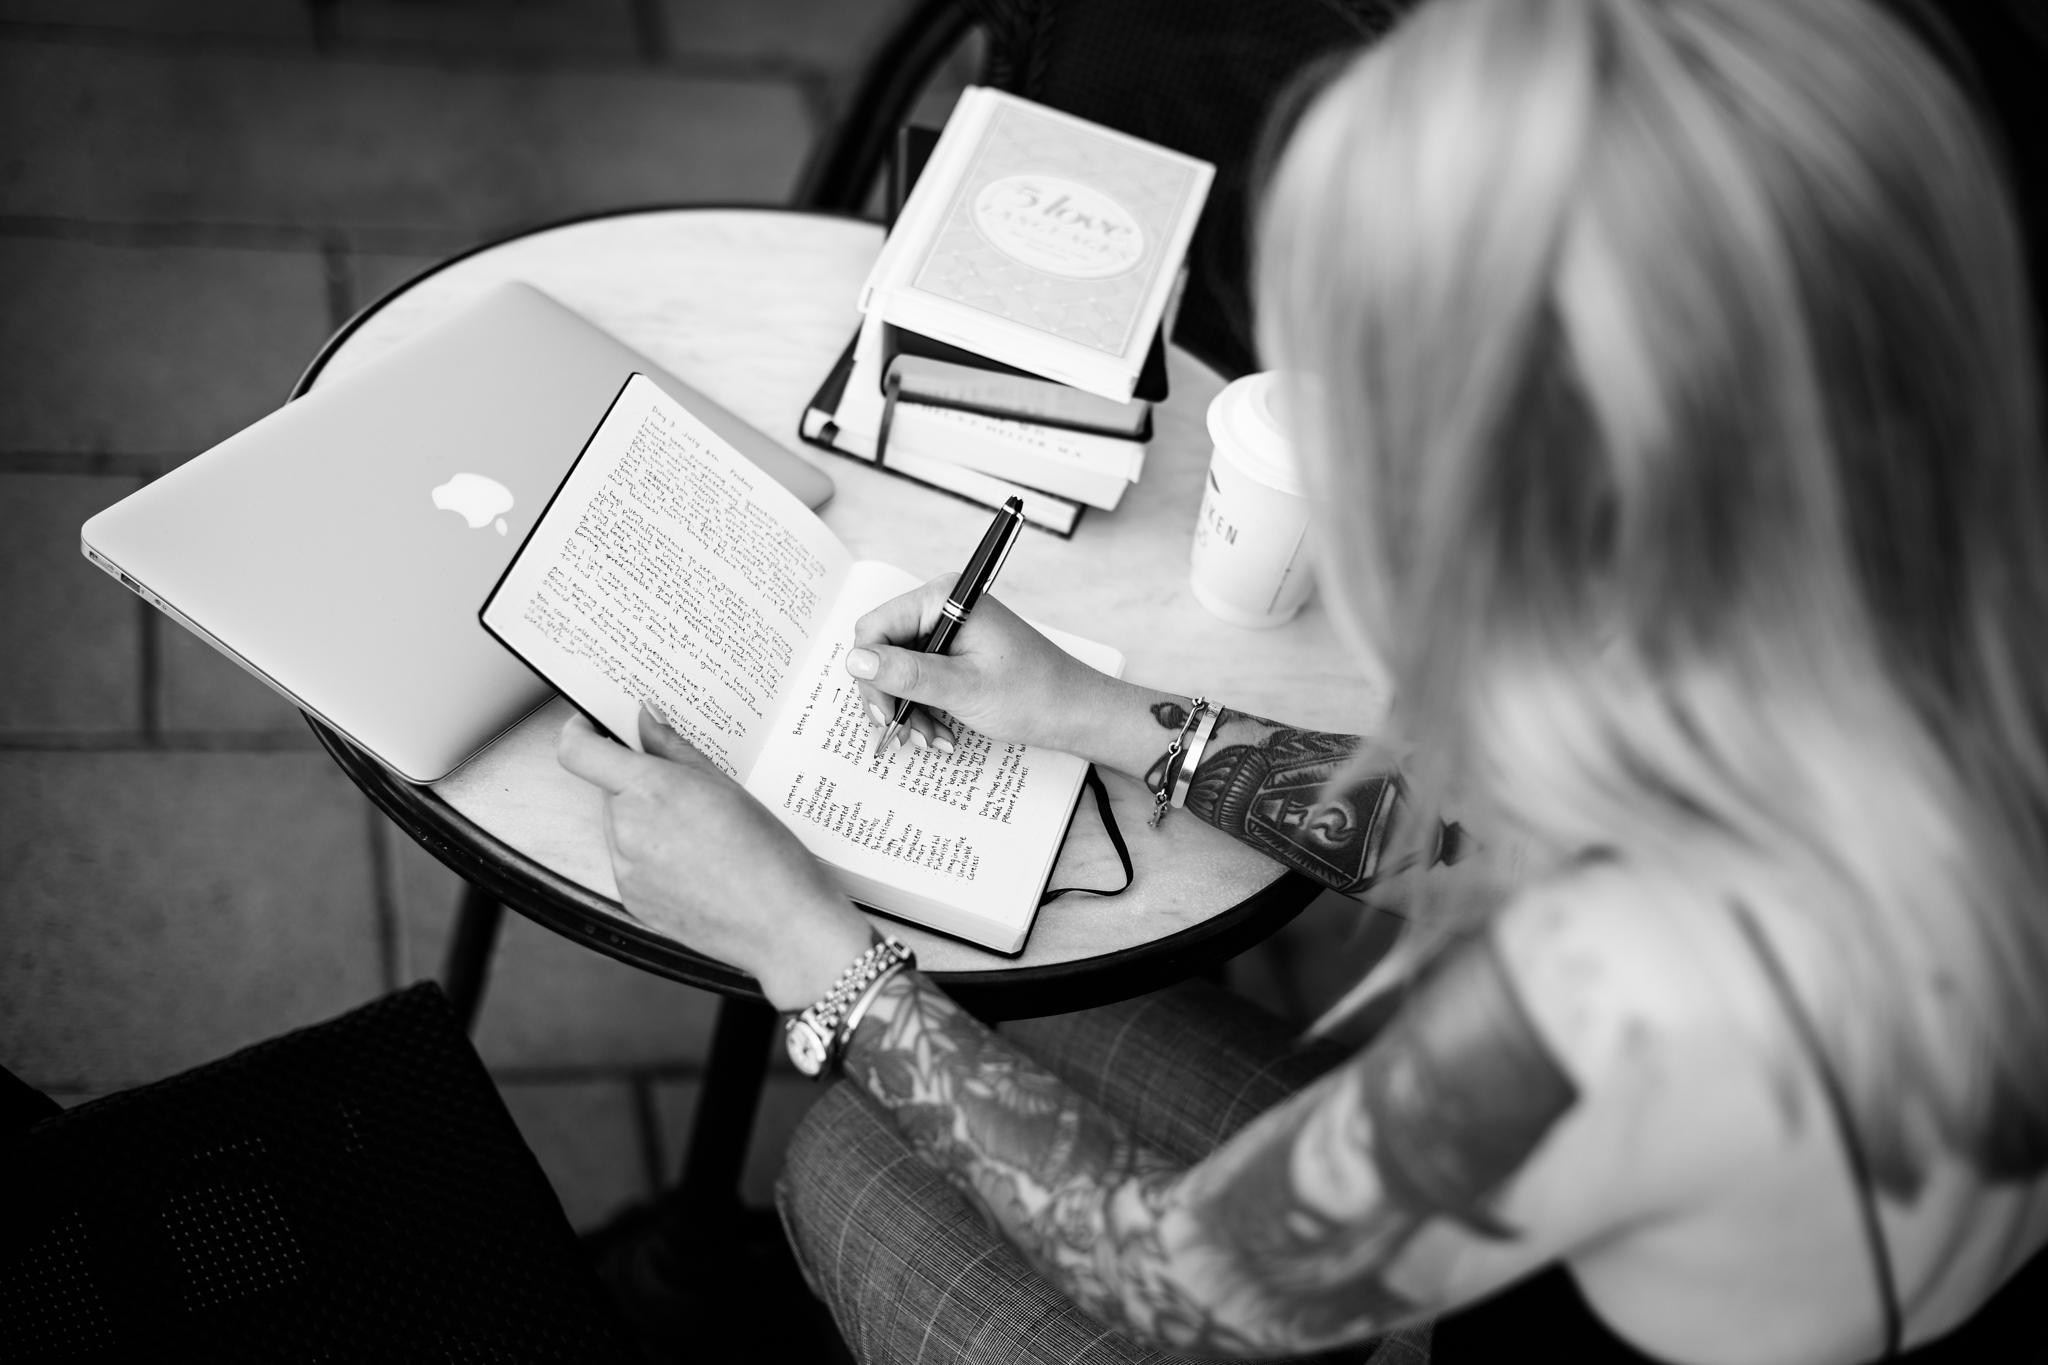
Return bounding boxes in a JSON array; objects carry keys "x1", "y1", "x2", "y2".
[
  {"x1": 859, "y1": 87, "x2": 1213, "y2": 404},
  {"x1": 896, "y1": 406, "x2": 1141, "y2": 511},
  {"x1": 485, "y1": 374, "x2": 1123, "y2": 953}
]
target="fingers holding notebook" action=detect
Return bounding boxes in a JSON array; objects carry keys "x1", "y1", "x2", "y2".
[{"x1": 558, "y1": 709, "x2": 872, "y2": 1006}]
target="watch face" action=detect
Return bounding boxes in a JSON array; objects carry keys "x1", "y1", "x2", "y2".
[{"x1": 787, "y1": 1019, "x2": 831, "y2": 1077}]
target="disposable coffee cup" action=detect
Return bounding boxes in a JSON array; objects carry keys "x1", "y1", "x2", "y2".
[{"x1": 1190, "y1": 372, "x2": 1313, "y2": 629}]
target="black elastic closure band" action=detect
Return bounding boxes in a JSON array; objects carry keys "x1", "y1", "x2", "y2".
[
  {"x1": 875, "y1": 372, "x2": 902, "y2": 466},
  {"x1": 1040, "y1": 766, "x2": 1135, "y2": 906}
]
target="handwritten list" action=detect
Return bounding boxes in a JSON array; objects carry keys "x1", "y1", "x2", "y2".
[{"x1": 483, "y1": 376, "x2": 1115, "y2": 950}]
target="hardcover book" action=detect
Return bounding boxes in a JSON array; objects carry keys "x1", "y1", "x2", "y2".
[
  {"x1": 485, "y1": 373, "x2": 1123, "y2": 952},
  {"x1": 883, "y1": 324, "x2": 1161, "y2": 439},
  {"x1": 882, "y1": 123, "x2": 1170, "y2": 436},
  {"x1": 803, "y1": 313, "x2": 1148, "y2": 529},
  {"x1": 859, "y1": 88, "x2": 1213, "y2": 404}
]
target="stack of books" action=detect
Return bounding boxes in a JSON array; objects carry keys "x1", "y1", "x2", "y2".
[{"x1": 803, "y1": 88, "x2": 1214, "y2": 536}]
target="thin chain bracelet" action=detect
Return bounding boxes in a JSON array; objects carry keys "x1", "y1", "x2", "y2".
[{"x1": 1149, "y1": 696, "x2": 1208, "y2": 829}]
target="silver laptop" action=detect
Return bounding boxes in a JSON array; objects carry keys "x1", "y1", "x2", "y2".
[{"x1": 81, "y1": 282, "x2": 834, "y2": 783}]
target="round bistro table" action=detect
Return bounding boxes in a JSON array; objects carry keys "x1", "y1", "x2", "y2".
[
  {"x1": 302, "y1": 205, "x2": 1391, "y2": 1015},
  {"x1": 296, "y1": 206, "x2": 1391, "y2": 1227}
]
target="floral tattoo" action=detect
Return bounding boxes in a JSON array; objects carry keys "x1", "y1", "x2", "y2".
[{"x1": 844, "y1": 933, "x2": 1579, "y2": 1353}]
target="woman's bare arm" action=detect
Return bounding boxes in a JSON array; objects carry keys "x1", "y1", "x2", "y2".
[
  {"x1": 843, "y1": 929, "x2": 1580, "y2": 1355},
  {"x1": 842, "y1": 587, "x2": 1410, "y2": 895}
]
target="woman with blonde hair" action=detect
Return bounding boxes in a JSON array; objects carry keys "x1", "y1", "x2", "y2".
[{"x1": 558, "y1": 0, "x2": 2048, "y2": 1358}]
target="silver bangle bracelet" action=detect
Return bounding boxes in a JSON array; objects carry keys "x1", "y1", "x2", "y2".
[{"x1": 1170, "y1": 705, "x2": 1221, "y2": 809}]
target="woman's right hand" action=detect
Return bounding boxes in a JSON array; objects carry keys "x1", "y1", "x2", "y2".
[{"x1": 846, "y1": 575, "x2": 1136, "y2": 761}]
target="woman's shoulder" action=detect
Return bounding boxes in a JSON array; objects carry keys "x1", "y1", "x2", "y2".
[
  {"x1": 1492, "y1": 859, "x2": 1777, "y2": 1094},
  {"x1": 1479, "y1": 857, "x2": 1822, "y2": 1228},
  {"x1": 1482, "y1": 862, "x2": 2048, "y2": 1356}
]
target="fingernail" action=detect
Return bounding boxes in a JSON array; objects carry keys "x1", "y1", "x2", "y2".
[
  {"x1": 846, "y1": 648, "x2": 878, "y2": 679},
  {"x1": 911, "y1": 730, "x2": 928, "y2": 750},
  {"x1": 892, "y1": 729, "x2": 907, "y2": 749},
  {"x1": 934, "y1": 735, "x2": 955, "y2": 754},
  {"x1": 868, "y1": 703, "x2": 888, "y2": 726}
]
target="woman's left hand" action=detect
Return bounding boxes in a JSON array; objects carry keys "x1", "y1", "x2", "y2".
[{"x1": 557, "y1": 708, "x2": 875, "y2": 1011}]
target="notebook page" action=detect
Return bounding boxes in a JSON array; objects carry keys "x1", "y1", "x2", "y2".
[
  {"x1": 483, "y1": 374, "x2": 850, "y2": 780},
  {"x1": 745, "y1": 559, "x2": 1122, "y2": 939}
]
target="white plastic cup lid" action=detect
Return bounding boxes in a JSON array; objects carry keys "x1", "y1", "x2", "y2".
[{"x1": 1206, "y1": 372, "x2": 1304, "y2": 497}]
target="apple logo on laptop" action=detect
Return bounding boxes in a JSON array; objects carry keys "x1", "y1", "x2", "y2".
[{"x1": 431, "y1": 472, "x2": 515, "y2": 536}]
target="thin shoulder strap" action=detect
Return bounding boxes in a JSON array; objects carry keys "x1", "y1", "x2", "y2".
[{"x1": 1727, "y1": 901, "x2": 1903, "y2": 1359}]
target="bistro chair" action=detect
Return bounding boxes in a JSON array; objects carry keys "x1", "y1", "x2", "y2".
[
  {"x1": 0, "y1": 983, "x2": 638, "y2": 1362},
  {"x1": 796, "y1": 0, "x2": 1409, "y2": 383}
]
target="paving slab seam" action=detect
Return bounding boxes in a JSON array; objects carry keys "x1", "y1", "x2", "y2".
[
  {"x1": 0, "y1": 214, "x2": 487, "y2": 258},
  {"x1": 0, "y1": 729, "x2": 321, "y2": 751},
  {"x1": 0, "y1": 20, "x2": 850, "y2": 85},
  {"x1": 0, "y1": 451, "x2": 193, "y2": 477}
]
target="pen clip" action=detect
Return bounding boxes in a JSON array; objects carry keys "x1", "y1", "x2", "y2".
[{"x1": 990, "y1": 505, "x2": 1025, "y2": 585}]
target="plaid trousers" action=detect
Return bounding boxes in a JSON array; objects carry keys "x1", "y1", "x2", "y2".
[{"x1": 775, "y1": 979, "x2": 1433, "y2": 1365}]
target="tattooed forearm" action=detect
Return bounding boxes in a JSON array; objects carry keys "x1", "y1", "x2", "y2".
[
  {"x1": 1147, "y1": 708, "x2": 1402, "y2": 893},
  {"x1": 1150, "y1": 700, "x2": 1190, "y2": 733},
  {"x1": 842, "y1": 933, "x2": 1579, "y2": 1355},
  {"x1": 845, "y1": 970, "x2": 1245, "y2": 1350}
]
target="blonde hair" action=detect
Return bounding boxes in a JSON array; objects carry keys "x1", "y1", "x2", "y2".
[{"x1": 1258, "y1": 0, "x2": 2048, "y2": 1189}]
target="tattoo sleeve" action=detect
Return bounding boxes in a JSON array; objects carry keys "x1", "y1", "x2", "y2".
[
  {"x1": 845, "y1": 932, "x2": 1578, "y2": 1354},
  {"x1": 1145, "y1": 708, "x2": 1403, "y2": 893}
]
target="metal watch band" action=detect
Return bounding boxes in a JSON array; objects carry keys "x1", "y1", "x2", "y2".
[{"x1": 785, "y1": 936, "x2": 914, "y2": 1078}]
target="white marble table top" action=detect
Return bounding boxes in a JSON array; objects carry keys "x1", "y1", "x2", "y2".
[{"x1": 314, "y1": 208, "x2": 1389, "y2": 977}]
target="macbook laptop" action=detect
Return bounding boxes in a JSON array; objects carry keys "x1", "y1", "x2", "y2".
[{"x1": 81, "y1": 281, "x2": 835, "y2": 783}]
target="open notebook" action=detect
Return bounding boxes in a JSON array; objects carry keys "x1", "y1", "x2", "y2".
[{"x1": 482, "y1": 374, "x2": 1123, "y2": 953}]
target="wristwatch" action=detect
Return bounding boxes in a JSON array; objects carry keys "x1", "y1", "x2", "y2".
[{"x1": 784, "y1": 935, "x2": 915, "y2": 1078}]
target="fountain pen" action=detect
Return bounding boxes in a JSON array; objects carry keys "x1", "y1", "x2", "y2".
[{"x1": 877, "y1": 496, "x2": 1026, "y2": 756}]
